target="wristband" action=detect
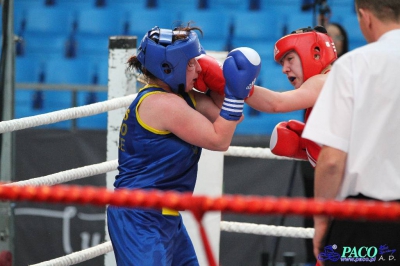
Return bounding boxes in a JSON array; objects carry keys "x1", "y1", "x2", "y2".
[{"x1": 219, "y1": 97, "x2": 244, "y2": 121}]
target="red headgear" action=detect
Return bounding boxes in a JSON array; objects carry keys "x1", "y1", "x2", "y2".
[{"x1": 274, "y1": 26, "x2": 337, "y2": 81}]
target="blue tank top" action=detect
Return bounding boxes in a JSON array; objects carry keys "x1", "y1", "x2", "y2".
[{"x1": 114, "y1": 85, "x2": 202, "y2": 193}]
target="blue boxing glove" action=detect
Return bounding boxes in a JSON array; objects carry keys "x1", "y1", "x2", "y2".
[{"x1": 220, "y1": 47, "x2": 261, "y2": 121}]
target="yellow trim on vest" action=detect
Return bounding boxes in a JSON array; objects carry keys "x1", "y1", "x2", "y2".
[
  {"x1": 187, "y1": 91, "x2": 197, "y2": 109},
  {"x1": 136, "y1": 85, "x2": 170, "y2": 135},
  {"x1": 162, "y1": 208, "x2": 180, "y2": 216}
]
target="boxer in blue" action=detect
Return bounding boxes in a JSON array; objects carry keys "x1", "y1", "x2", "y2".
[{"x1": 107, "y1": 24, "x2": 261, "y2": 265}]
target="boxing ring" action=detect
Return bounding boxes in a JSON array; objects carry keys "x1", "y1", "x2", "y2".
[{"x1": 2, "y1": 37, "x2": 400, "y2": 266}]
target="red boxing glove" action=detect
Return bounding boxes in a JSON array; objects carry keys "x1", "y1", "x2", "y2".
[
  {"x1": 194, "y1": 54, "x2": 225, "y2": 95},
  {"x1": 287, "y1": 119, "x2": 321, "y2": 167},
  {"x1": 287, "y1": 119, "x2": 305, "y2": 135},
  {"x1": 270, "y1": 121, "x2": 308, "y2": 160},
  {"x1": 305, "y1": 139, "x2": 321, "y2": 167}
]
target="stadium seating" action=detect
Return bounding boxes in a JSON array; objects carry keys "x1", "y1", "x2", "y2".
[
  {"x1": 20, "y1": 33, "x2": 68, "y2": 59},
  {"x1": 285, "y1": 12, "x2": 315, "y2": 33},
  {"x1": 17, "y1": 7, "x2": 75, "y2": 36},
  {"x1": 125, "y1": 9, "x2": 179, "y2": 39},
  {"x1": 73, "y1": 7, "x2": 126, "y2": 37},
  {"x1": 14, "y1": 0, "x2": 47, "y2": 10},
  {"x1": 206, "y1": 0, "x2": 248, "y2": 11},
  {"x1": 16, "y1": 57, "x2": 45, "y2": 83},
  {"x1": 13, "y1": 0, "x2": 368, "y2": 133},
  {"x1": 74, "y1": 35, "x2": 109, "y2": 60},
  {"x1": 15, "y1": 57, "x2": 72, "y2": 128},
  {"x1": 51, "y1": 0, "x2": 99, "y2": 10},
  {"x1": 260, "y1": 61, "x2": 293, "y2": 92},
  {"x1": 230, "y1": 10, "x2": 284, "y2": 53},
  {"x1": 180, "y1": 10, "x2": 232, "y2": 51},
  {"x1": 156, "y1": 0, "x2": 198, "y2": 11}
]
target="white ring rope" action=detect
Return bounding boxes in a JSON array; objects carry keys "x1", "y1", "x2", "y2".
[
  {"x1": 220, "y1": 221, "x2": 314, "y2": 239},
  {"x1": 29, "y1": 241, "x2": 113, "y2": 266},
  {"x1": 0, "y1": 94, "x2": 137, "y2": 133},
  {"x1": 224, "y1": 146, "x2": 295, "y2": 160},
  {"x1": 7, "y1": 160, "x2": 118, "y2": 187},
  {"x1": 29, "y1": 222, "x2": 314, "y2": 266},
  {"x1": 5, "y1": 147, "x2": 292, "y2": 187}
]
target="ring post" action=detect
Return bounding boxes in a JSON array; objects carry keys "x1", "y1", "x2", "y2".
[{"x1": 105, "y1": 36, "x2": 137, "y2": 266}]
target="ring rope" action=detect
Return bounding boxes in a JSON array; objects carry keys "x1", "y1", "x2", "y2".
[
  {"x1": 220, "y1": 221, "x2": 314, "y2": 238},
  {"x1": 29, "y1": 241, "x2": 113, "y2": 266},
  {"x1": 0, "y1": 94, "x2": 137, "y2": 133},
  {"x1": 7, "y1": 160, "x2": 119, "y2": 187},
  {"x1": 224, "y1": 146, "x2": 296, "y2": 160},
  {"x1": 3, "y1": 183, "x2": 400, "y2": 265},
  {"x1": 2, "y1": 184, "x2": 400, "y2": 221},
  {"x1": 6, "y1": 147, "x2": 293, "y2": 188}
]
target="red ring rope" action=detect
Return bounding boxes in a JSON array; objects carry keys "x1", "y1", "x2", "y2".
[{"x1": 2, "y1": 183, "x2": 400, "y2": 266}]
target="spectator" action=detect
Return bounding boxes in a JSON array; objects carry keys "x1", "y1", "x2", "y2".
[{"x1": 326, "y1": 22, "x2": 349, "y2": 58}]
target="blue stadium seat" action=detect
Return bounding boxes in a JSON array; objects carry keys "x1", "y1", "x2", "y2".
[
  {"x1": 328, "y1": 0, "x2": 356, "y2": 21},
  {"x1": 260, "y1": 61, "x2": 293, "y2": 92},
  {"x1": 259, "y1": 0, "x2": 302, "y2": 13},
  {"x1": 14, "y1": 8, "x2": 27, "y2": 36},
  {"x1": 74, "y1": 7, "x2": 126, "y2": 37},
  {"x1": 75, "y1": 35, "x2": 109, "y2": 60},
  {"x1": 207, "y1": 0, "x2": 248, "y2": 11},
  {"x1": 16, "y1": 57, "x2": 46, "y2": 83},
  {"x1": 108, "y1": 0, "x2": 147, "y2": 12},
  {"x1": 285, "y1": 12, "x2": 315, "y2": 33},
  {"x1": 349, "y1": 39, "x2": 367, "y2": 51},
  {"x1": 126, "y1": 9, "x2": 179, "y2": 39},
  {"x1": 21, "y1": 33, "x2": 68, "y2": 59},
  {"x1": 233, "y1": 40, "x2": 275, "y2": 63},
  {"x1": 236, "y1": 108, "x2": 303, "y2": 135},
  {"x1": 20, "y1": 7, "x2": 75, "y2": 36},
  {"x1": 341, "y1": 15, "x2": 365, "y2": 43},
  {"x1": 74, "y1": 59, "x2": 108, "y2": 130},
  {"x1": 14, "y1": 0, "x2": 47, "y2": 10},
  {"x1": 15, "y1": 57, "x2": 72, "y2": 128},
  {"x1": 157, "y1": 0, "x2": 198, "y2": 11},
  {"x1": 43, "y1": 58, "x2": 108, "y2": 129},
  {"x1": 52, "y1": 0, "x2": 97, "y2": 9},
  {"x1": 231, "y1": 11, "x2": 283, "y2": 48},
  {"x1": 17, "y1": 58, "x2": 109, "y2": 129},
  {"x1": 179, "y1": 10, "x2": 231, "y2": 51},
  {"x1": 75, "y1": 90, "x2": 108, "y2": 130}
]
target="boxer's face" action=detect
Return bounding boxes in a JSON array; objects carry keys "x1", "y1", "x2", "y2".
[
  {"x1": 186, "y1": 58, "x2": 201, "y2": 92},
  {"x1": 280, "y1": 51, "x2": 304, "y2": 89}
]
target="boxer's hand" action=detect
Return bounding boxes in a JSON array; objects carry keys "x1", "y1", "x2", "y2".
[{"x1": 220, "y1": 47, "x2": 261, "y2": 121}]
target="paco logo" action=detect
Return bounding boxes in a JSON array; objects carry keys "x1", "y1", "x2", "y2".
[{"x1": 318, "y1": 244, "x2": 397, "y2": 263}]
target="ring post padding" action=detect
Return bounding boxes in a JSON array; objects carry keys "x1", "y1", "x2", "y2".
[{"x1": 105, "y1": 36, "x2": 137, "y2": 266}]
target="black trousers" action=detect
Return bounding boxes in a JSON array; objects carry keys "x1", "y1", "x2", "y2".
[{"x1": 323, "y1": 194, "x2": 400, "y2": 266}]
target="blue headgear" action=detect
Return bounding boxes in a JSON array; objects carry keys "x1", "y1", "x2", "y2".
[{"x1": 137, "y1": 26, "x2": 202, "y2": 93}]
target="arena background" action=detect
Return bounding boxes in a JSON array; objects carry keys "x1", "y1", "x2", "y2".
[{"x1": 2, "y1": 0, "x2": 366, "y2": 265}]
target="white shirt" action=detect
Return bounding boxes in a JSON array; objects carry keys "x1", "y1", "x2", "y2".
[{"x1": 303, "y1": 29, "x2": 400, "y2": 201}]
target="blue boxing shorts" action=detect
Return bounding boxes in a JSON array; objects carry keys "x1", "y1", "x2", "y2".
[{"x1": 107, "y1": 206, "x2": 199, "y2": 266}]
